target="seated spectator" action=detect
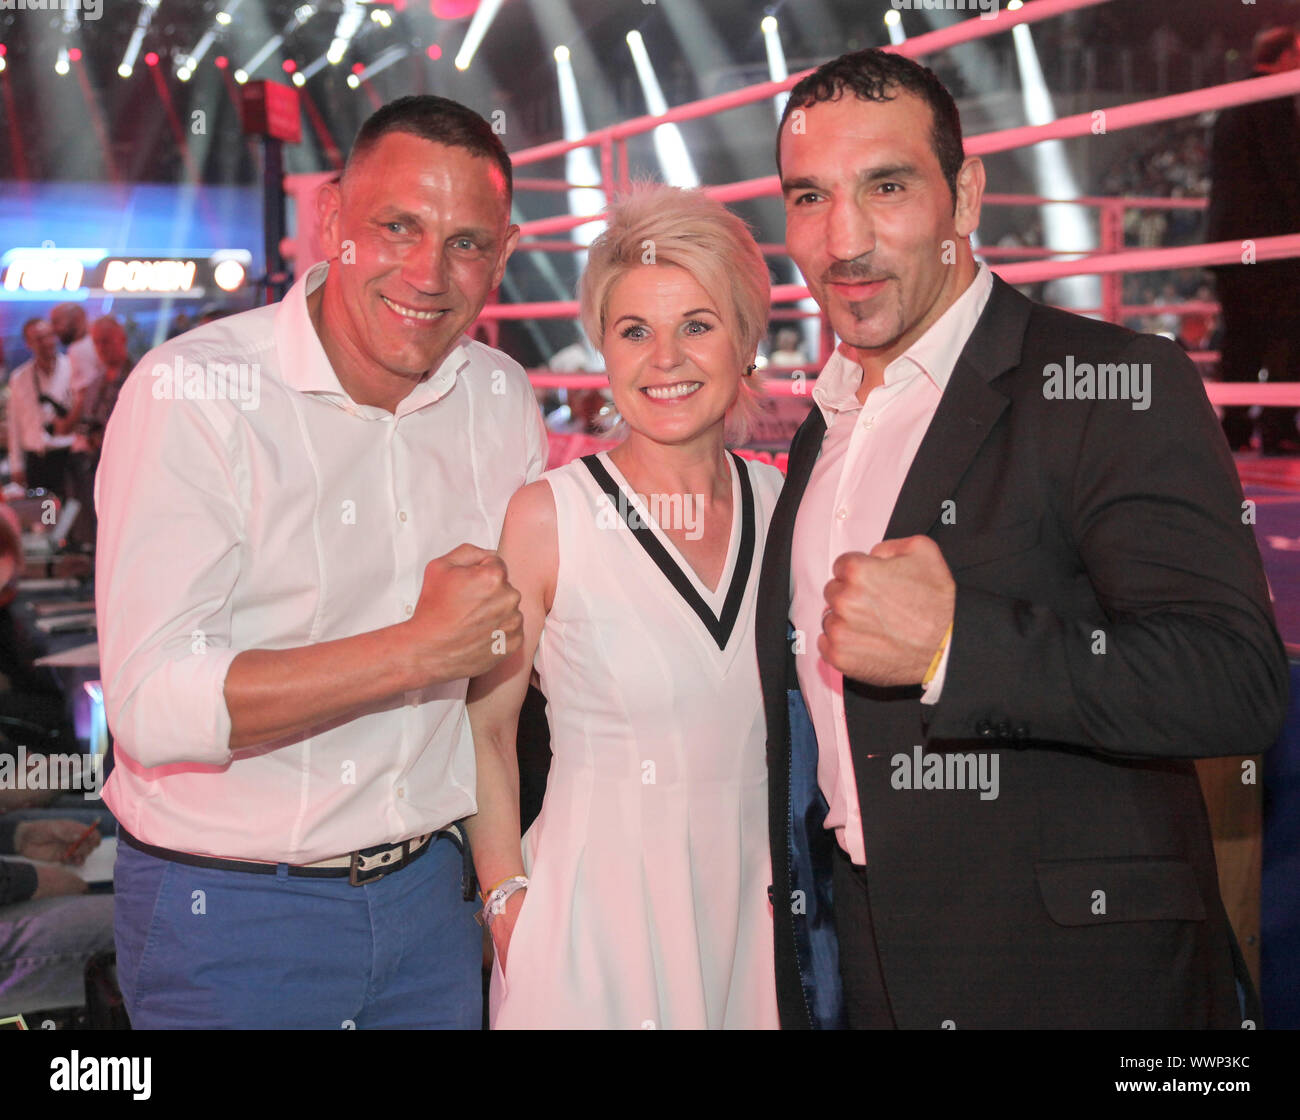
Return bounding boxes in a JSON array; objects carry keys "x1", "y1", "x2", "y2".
[{"x1": 0, "y1": 815, "x2": 114, "y2": 1018}]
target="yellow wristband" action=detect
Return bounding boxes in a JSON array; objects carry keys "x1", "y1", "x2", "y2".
[{"x1": 921, "y1": 622, "x2": 953, "y2": 687}]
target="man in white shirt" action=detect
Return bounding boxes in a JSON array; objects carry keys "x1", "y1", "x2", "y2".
[
  {"x1": 51, "y1": 303, "x2": 102, "y2": 399},
  {"x1": 97, "y1": 95, "x2": 547, "y2": 1029},
  {"x1": 6, "y1": 318, "x2": 78, "y2": 495}
]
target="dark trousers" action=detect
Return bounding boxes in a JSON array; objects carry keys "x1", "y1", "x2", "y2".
[
  {"x1": 1215, "y1": 264, "x2": 1300, "y2": 449},
  {"x1": 831, "y1": 844, "x2": 896, "y2": 1029}
]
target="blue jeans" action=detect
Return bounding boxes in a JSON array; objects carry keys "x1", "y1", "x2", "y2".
[
  {"x1": 0, "y1": 894, "x2": 115, "y2": 1016},
  {"x1": 113, "y1": 834, "x2": 481, "y2": 1029}
]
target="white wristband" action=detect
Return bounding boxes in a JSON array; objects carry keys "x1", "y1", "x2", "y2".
[{"x1": 480, "y1": 875, "x2": 529, "y2": 927}]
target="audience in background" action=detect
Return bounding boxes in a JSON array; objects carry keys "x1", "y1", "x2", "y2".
[
  {"x1": 50, "y1": 304, "x2": 102, "y2": 404},
  {"x1": 5, "y1": 319, "x2": 79, "y2": 496},
  {"x1": 767, "y1": 327, "x2": 807, "y2": 368}
]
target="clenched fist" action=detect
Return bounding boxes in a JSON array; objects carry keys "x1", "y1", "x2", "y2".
[
  {"x1": 819, "y1": 535, "x2": 955, "y2": 687},
  {"x1": 406, "y1": 544, "x2": 523, "y2": 686}
]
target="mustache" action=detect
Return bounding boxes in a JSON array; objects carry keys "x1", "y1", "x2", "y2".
[{"x1": 823, "y1": 264, "x2": 890, "y2": 285}]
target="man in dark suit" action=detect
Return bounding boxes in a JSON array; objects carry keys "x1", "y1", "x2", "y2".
[
  {"x1": 1206, "y1": 26, "x2": 1300, "y2": 454},
  {"x1": 758, "y1": 48, "x2": 1289, "y2": 1030}
]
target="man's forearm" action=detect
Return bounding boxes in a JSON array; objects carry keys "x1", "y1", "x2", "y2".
[{"x1": 224, "y1": 623, "x2": 419, "y2": 750}]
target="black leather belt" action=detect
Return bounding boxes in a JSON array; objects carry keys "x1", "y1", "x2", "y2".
[{"x1": 118, "y1": 824, "x2": 455, "y2": 887}]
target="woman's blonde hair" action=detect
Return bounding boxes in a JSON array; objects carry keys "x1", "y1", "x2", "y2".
[{"x1": 579, "y1": 183, "x2": 771, "y2": 444}]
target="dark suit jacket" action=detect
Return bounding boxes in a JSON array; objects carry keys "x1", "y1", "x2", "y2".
[
  {"x1": 1206, "y1": 74, "x2": 1300, "y2": 245},
  {"x1": 758, "y1": 276, "x2": 1289, "y2": 1029}
]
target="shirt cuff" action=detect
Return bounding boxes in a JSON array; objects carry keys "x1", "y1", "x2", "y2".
[
  {"x1": 920, "y1": 634, "x2": 952, "y2": 705},
  {"x1": 113, "y1": 646, "x2": 240, "y2": 768}
]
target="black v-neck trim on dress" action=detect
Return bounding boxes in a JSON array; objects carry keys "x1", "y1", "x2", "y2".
[{"x1": 580, "y1": 452, "x2": 755, "y2": 652}]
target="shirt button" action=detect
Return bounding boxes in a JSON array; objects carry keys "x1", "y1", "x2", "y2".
[
  {"x1": 835, "y1": 507, "x2": 848, "y2": 521},
  {"x1": 398, "y1": 511, "x2": 408, "y2": 523},
  {"x1": 397, "y1": 786, "x2": 407, "y2": 798},
  {"x1": 403, "y1": 603, "x2": 414, "y2": 617}
]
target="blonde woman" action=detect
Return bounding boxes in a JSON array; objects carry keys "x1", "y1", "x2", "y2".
[{"x1": 466, "y1": 185, "x2": 782, "y2": 1029}]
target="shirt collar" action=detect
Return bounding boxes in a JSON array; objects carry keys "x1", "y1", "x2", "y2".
[
  {"x1": 274, "y1": 260, "x2": 468, "y2": 418},
  {"x1": 812, "y1": 263, "x2": 994, "y2": 424}
]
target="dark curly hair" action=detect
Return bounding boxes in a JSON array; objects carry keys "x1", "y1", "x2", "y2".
[{"x1": 777, "y1": 49, "x2": 965, "y2": 208}]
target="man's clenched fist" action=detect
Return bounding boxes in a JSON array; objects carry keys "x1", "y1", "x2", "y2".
[
  {"x1": 819, "y1": 535, "x2": 955, "y2": 687},
  {"x1": 406, "y1": 543, "x2": 523, "y2": 686}
]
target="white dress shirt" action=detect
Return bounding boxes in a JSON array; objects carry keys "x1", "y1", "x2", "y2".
[
  {"x1": 790, "y1": 265, "x2": 993, "y2": 865},
  {"x1": 67, "y1": 334, "x2": 102, "y2": 395},
  {"x1": 97, "y1": 261, "x2": 548, "y2": 863},
  {"x1": 6, "y1": 354, "x2": 76, "y2": 477}
]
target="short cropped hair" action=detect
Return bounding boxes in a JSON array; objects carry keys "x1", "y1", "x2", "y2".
[
  {"x1": 22, "y1": 317, "x2": 45, "y2": 342},
  {"x1": 778, "y1": 48, "x2": 965, "y2": 208},
  {"x1": 347, "y1": 95, "x2": 512, "y2": 204},
  {"x1": 1253, "y1": 26, "x2": 1300, "y2": 68},
  {"x1": 580, "y1": 184, "x2": 771, "y2": 444}
]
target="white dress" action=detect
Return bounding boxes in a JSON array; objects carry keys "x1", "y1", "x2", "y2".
[{"x1": 490, "y1": 450, "x2": 783, "y2": 1029}]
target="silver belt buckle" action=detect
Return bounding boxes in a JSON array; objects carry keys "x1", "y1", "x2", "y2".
[{"x1": 348, "y1": 833, "x2": 430, "y2": 887}]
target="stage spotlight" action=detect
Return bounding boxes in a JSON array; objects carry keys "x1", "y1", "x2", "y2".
[
  {"x1": 185, "y1": 0, "x2": 244, "y2": 73},
  {"x1": 453, "y1": 0, "x2": 504, "y2": 72},
  {"x1": 1007, "y1": 0, "x2": 1023, "y2": 8},
  {"x1": 352, "y1": 62, "x2": 365, "y2": 73},
  {"x1": 215, "y1": 55, "x2": 229, "y2": 69},
  {"x1": 328, "y1": 0, "x2": 365, "y2": 66},
  {"x1": 120, "y1": 0, "x2": 162, "y2": 81},
  {"x1": 68, "y1": 48, "x2": 82, "y2": 63},
  {"x1": 555, "y1": 41, "x2": 605, "y2": 248},
  {"x1": 55, "y1": 49, "x2": 69, "y2": 76},
  {"x1": 178, "y1": 66, "x2": 193, "y2": 81},
  {"x1": 283, "y1": 59, "x2": 297, "y2": 73},
  {"x1": 1010, "y1": 13, "x2": 1096, "y2": 308},
  {"x1": 0, "y1": 46, "x2": 7, "y2": 75},
  {"x1": 427, "y1": 44, "x2": 443, "y2": 60},
  {"x1": 371, "y1": 8, "x2": 392, "y2": 27},
  {"x1": 346, "y1": 73, "x2": 360, "y2": 89},
  {"x1": 234, "y1": 68, "x2": 249, "y2": 83},
  {"x1": 883, "y1": 9, "x2": 905, "y2": 45},
  {"x1": 292, "y1": 71, "x2": 306, "y2": 87},
  {"x1": 761, "y1": 14, "x2": 788, "y2": 123},
  {"x1": 625, "y1": 28, "x2": 699, "y2": 187}
]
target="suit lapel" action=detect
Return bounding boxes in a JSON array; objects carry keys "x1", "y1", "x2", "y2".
[
  {"x1": 884, "y1": 276, "x2": 1032, "y2": 541},
  {"x1": 757, "y1": 405, "x2": 826, "y2": 696}
]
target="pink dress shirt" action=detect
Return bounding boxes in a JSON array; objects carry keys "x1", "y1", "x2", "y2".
[{"x1": 790, "y1": 266, "x2": 993, "y2": 865}]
